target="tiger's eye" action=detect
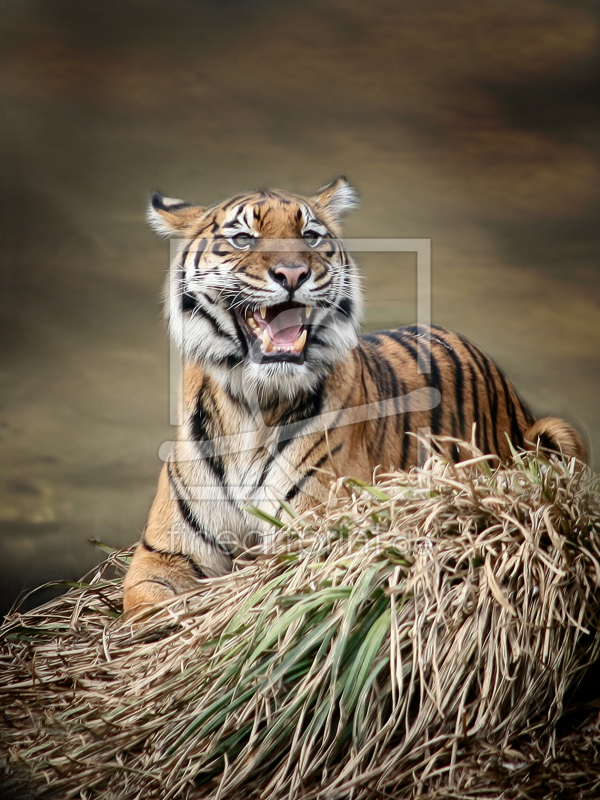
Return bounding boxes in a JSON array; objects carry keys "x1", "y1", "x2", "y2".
[
  {"x1": 231, "y1": 232, "x2": 254, "y2": 249},
  {"x1": 303, "y1": 230, "x2": 321, "y2": 247}
]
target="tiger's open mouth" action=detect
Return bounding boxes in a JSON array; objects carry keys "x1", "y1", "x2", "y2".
[{"x1": 237, "y1": 302, "x2": 313, "y2": 364}]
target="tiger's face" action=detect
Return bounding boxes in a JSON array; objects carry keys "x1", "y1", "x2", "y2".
[{"x1": 149, "y1": 178, "x2": 362, "y2": 397}]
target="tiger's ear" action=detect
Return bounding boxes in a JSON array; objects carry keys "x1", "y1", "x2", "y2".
[
  {"x1": 147, "y1": 192, "x2": 205, "y2": 237},
  {"x1": 311, "y1": 177, "x2": 358, "y2": 230}
]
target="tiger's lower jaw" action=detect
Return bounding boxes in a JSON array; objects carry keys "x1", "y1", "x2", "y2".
[
  {"x1": 219, "y1": 359, "x2": 327, "y2": 403},
  {"x1": 246, "y1": 344, "x2": 306, "y2": 366}
]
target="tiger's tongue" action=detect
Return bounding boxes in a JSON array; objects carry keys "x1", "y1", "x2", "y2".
[
  {"x1": 265, "y1": 309, "x2": 303, "y2": 345},
  {"x1": 270, "y1": 324, "x2": 303, "y2": 345}
]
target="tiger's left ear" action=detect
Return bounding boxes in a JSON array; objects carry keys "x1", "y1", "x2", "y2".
[
  {"x1": 311, "y1": 177, "x2": 359, "y2": 230},
  {"x1": 147, "y1": 192, "x2": 205, "y2": 237}
]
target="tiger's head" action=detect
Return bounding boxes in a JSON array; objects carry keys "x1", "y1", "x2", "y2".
[{"x1": 149, "y1": 178, "x2": 362, "y2": 398}]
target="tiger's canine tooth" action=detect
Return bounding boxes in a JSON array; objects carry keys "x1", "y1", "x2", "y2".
[
  {"x1": 293, "y1": 329, "x2": 307, "y2": 353},
  {"x1": 305, "y1": 307, "x2": 313, "y2": 319},
  {"x1": 260, "y1": 306, "x2": 267, "y2": 319},
  {"x1": 262, "y1": 329, "x2": 273, "y2": 353}
]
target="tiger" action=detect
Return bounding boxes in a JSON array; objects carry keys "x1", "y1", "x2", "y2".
[{"x1": 122, "y1": 177, "x2": 586, "y2": 616}]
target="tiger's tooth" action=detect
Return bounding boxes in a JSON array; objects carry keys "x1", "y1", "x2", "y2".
[
  {"x1": 260, "y1": 306, "x2": 267, "y2": 319},
  {"x1": 293, "y1": 329, "x2": 307, "y2": 352},
  {"x1": 305, "y1": 307, "x2": 312, "y2": 319},
  {"x1": 262, "y1": 328, "x2": 273, "y2": 353}
]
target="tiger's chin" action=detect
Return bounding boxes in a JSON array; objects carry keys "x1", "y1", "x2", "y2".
[{"x1": 211, "y1": 356, "x2": 329, "y2": 404}]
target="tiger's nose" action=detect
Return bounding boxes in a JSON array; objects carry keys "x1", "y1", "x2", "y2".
[{"x1": 270, "y1": 262, "x2": 310, "y2": 291}]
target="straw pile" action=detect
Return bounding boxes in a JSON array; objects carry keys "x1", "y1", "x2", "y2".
[{"x1": 1, "y1": 445, "x2": 600, "y2": 800}]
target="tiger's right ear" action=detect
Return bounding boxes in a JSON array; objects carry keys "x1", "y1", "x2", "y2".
[
  {"x1": 147, "y1": 192, "x2": 205, "y2": 237},
  {"x1": 310, "y1": 177, "x2": 359, "y2": 235}
]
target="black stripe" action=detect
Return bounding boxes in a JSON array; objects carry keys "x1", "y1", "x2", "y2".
[
  {"x1": 394, "y1": 367, "x2": 410, "y2": 469},
  {"x1": 146, "y1": 577, "x2": 177, "y2": 592},
  {"x1": 166, "y1": 463, "x2": 218, "y2": 547},
  {"x1": 369, "y1": 350, "x2": 391, "y2": 452},
  {"x1": 212, "y1": 240, "x2": 231, "y2": 257},
  {"x1": 337, "y1": 297, "x2": 353, "y2": 318},
  {"x1": 275, "y1": 382, "x2": 325, "y2": 451},
  {"x1": 190, "y1": 217, "x2": 218, "y2": 239},
  {"x1": 212, "y1": 353, "x2": 244, "y2": 369},
  {"x1": 388, "y1": 328, "x2": 444, "y2": 436},
  {"x1": 255, "y1": 429, "x2": 330, "y2": 491},
  {"x1": 250, "y1": 383, "x2": 327, "y2": 485},
  {"x1": 460, "y1": 338, "x2": 493, "y2": 455},
  {"x1": 368, "y1": 333, "x2": 412, "y2": 465},
  {"x1": 392, "y1": 326, "x2": 429, "y2": 373},
  {"x1": 466, "y1": 360, "x2": 484, "y2": 452},
  {"x1": 290, "y1": 384, "x2": 355, "y2": 475},
  {"x1": 460, "y1": 337, "x2": 502, "y2": 455},
  {"x1": 182, "y1": 292, "x2": 198, "y2": 312},
  {"x1": 431, "y1": 332, "x2": 465, "y2": 437},
  {"x1": 221, "y1": 195, "x2": 245, "y2": 212},
  {"x1": 190, "y1": 399, "x2": 227, "y2": 485},
  {"x1": 178, "y1": 238, "x2": 195, "y2": 268},
  {"x1": 221, "y1": 381, "x2": 251, "y2": 413},
  {"x1": 229, "y1": 308, "x2": 249, "y2": 357},
  {"x1": 192, "y1": 303, "x2": 237, "y2": 343},
  {"x1": 378, "y1": 347, "x2": 406, "y2": 456},
  {"x1": 295, "y1": 434, "x2": 327, "y2": 471},
  {"x1": 418, "y1": 336, "x2": 443, "y2": 436},
  {"x1": 193, "y1": 238, "x2": 208, "y2": 270},
  {"x1": 355, "y1": 347, "x2": 378, "y2": 457},
  {"x1": 255, "y1": 448, "x2": 274, "y2": 489},
  {"x1": 220, "y1": 206, "x2": 245, "y2": 231},
  {"x1": 380, "y1": 346, "x2": 400, "y2": 403},
  {"x1": 496, "y1": 367, "x2": 528, "y2": 449},
  {"x1": 484, "y1": 359, "x2": 501, "y2": 455},
  {"x1": 356, "y1": 343, "x2": 389, "y2": 457},
  {"x1": 285, "y1": 445, "x2": 343, "y2": 503},
  {"x1": 312, "y1": 276, "x2": 332, "y2": 290},
  {"x1": 189, "y1": 392, "x2": 245, "y2": 523},
  {"x1": 176, "y1": 240, "x2": 195, "y2": 311},
  {"x1": 141, "y1": 535, "x2": 207, "y2": 580},
  {"x1": 360, "y1": 333, "x2": 380, "y2": 344}
]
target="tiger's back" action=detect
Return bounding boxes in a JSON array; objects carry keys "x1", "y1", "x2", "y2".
[
  {"x1": 351, "y1": 323, "x2": 535, "y2": 468},
  {"x1": 122, "y1": 178, "x2": 585, "y2": 617}
]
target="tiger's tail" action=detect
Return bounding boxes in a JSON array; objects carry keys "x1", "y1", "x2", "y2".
[{"x1": 526, "y1": 416, "x2": 587, "y2": 463}]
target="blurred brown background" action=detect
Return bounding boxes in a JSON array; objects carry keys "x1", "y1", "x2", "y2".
[{"x1": 1, "y1": 0, "x2": 599, "y2": 614}]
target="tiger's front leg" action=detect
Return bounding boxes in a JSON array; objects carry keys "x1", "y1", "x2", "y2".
[{"x1": 122, "y1": 462, "x2": 233, "y2": 618}]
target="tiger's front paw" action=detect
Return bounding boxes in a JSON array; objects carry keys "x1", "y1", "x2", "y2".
[{"x1": 122, "y1": 579, "x2": 176, "y2": 622}]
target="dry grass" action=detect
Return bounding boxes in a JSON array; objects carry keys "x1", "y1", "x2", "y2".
[{"x1": 1, "y1": 443, "x2": 600, "y2": 799}]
